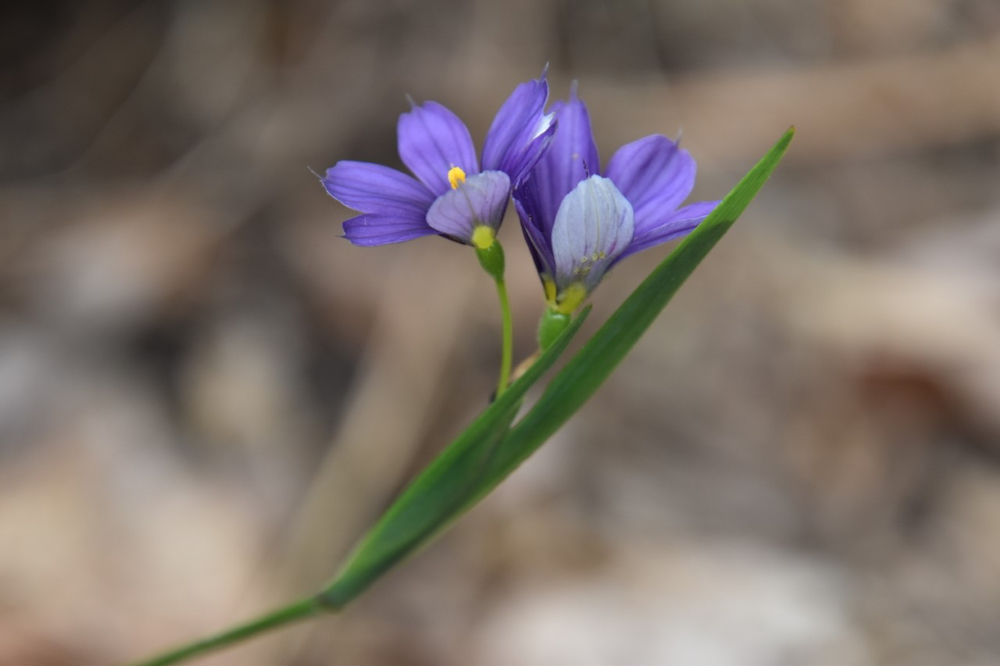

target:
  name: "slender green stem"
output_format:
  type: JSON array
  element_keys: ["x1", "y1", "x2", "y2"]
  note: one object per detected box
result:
[
  {"x1": 129, "y1": 595, "x2": 332, "y2": 666},
  {"x1": 494, "y1": 277, "x2": 513, "y2": 397},
  {"x1": 473, "y1": 236, "x2": 512, "y2": 396}
]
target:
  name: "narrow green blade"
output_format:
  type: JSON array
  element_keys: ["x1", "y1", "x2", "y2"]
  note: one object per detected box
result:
[
  {"x1": 320, "y1": 305, "x2": 592, "y2": 606},
  {"x1": 466, "y1": 127, "x2": 795, "y2": 506}
]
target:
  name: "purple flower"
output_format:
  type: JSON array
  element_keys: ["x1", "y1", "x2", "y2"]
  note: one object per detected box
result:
[
  {"x1": 514, "y1": 88, "x2": 719, "y2": 313},
  {"x1": 323, "y1": 72, "x2": 556, "y2": 249}
]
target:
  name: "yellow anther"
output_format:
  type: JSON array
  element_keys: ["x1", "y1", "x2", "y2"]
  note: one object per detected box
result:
[
  {"x1": 472, "y1": 225, "x2": 495, "y2": 250},
  {"x1": 554, "y1": 282, "x2": 588, "y2": 315},
  {"x1": 447, "y1": 166, "x2": 466, "y2": 189}
]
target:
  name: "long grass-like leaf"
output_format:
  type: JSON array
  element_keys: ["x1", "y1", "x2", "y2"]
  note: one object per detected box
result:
[{"x1": 319, "y1": 305, "x2": 592, "y2": 606}]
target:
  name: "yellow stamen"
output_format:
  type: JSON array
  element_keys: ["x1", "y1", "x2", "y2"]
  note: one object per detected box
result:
[
  {"x1": 447, "y1": 166, "x2": 466, "y2": 189},
  {"x1": 543, "y1": 277, "x2": 557, "y2": 305},
  {"x1": 472, "y1": 225, "x2": 495, "y2": 250},
  {"x1": 554, "y1": 282, "x2": 588, "y2": 315}
]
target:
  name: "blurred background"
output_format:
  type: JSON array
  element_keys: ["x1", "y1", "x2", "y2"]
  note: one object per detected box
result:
[{"x1": 2, "y1": 0, "x2": 1000, "y2": 664}]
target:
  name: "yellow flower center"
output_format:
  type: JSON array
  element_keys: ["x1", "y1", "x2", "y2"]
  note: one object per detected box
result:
[
  {"x1": 472, "y1": 225, "x2": 495, "y2": 250},
  {"x1": 447, "y1": 166, "x2": 466, "y2": 189},
  {"x1": 553, "y1": 282, "x2": 588, "y2": 315}
]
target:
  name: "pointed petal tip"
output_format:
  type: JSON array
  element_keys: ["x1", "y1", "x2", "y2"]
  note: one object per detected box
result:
[
  {"x1": 323, "y1": 161, "x2": 435, "y2": 216},
  {"x1": 341, "y1": 212, "x2": 436, "y2": 246},
  {"x1": 480, "y1": 72, "x2": 555, "y2": 180}
]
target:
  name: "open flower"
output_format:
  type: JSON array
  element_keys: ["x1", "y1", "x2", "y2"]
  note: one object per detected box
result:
[
  {"x1": 323, "y1": 72, "x2": 555, "y2": 249},
  {"x1": 514, "y1": 88, "x2": 719, "y2": 313}
]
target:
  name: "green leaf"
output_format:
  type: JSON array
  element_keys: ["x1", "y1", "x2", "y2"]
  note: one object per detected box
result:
[
  {"x1": 319, "y1": 305, "x2": 592, "y2": 607},
  {"x1": 464, "y1": 127, "x2": 795, "y2": 508}
]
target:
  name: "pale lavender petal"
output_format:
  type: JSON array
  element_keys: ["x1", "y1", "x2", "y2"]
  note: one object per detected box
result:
[
  {"x1": 604, "y1": 135, "x2": 696, "y2": 227},
  {"x1": 481, "y1": 72, "x2": 556, "y2": 185},
  {"x1": 619, "y1": 199, "x2": 718, "y2": 260},
  {"x1": 323, "y1": 161, "x2": 435, "y2": 217},
  {"x1": 523, "y1": 92, "x2": 600, "y2": 239},
  {"x1": 551, "y1": 176, "x2": 634, "y2": 293},
  {"x1": 425, "y1": 170, "x2": 511, "y2": 243},
  {"x1": 342, "y1": 213, "x2": 435, "y2": 246}
]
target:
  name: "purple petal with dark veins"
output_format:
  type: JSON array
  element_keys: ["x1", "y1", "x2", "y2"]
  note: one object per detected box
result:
[
  {"x1": 514, "y1": 189, "x2": 556, "y2": 279},
  {"x1": 323, "y1": 161, "x2": 435, "y2": 217},
  {"x1": 425, "y1": 170, "x2": 511, "y2": 243},
  {"x1": 551, "y1": 176, "x2": 634, "y2": 293},
  {"x1": 618, "y1": 199, "x2": 718, "y2": 260},
  {"x1": 481, "y1": 72, "x2": 556, "y2": 185},
  {"x1": 397, "y1": 101, "x2": 479, "y2": 197},
  {"x1": 604, "y1": 135, "x2": 696, "y2": 228},
  {"x1": 342, "y1": 213, "x2": 436, "y2": 246},
  {"x1": 521, "y1": 92, "x2": 600, "y2": 240}
]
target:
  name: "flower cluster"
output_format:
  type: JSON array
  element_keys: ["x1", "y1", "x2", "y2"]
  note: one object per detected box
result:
[{"x1": 322, "y1": 72, "x2": 718, "y2": 312}]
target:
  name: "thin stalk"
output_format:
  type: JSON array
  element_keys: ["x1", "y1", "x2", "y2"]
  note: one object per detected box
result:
[
  {"x1": 129, "y1": 595, "x2": 332, "y2": 666},
  {"x1": 494, "y1": 277, "x2": 513, "y2": 397}
]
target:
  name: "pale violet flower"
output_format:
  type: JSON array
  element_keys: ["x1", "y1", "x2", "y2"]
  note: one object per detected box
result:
[{"x1": 514, "y1": 87, "x2": 718, "y2": 312}]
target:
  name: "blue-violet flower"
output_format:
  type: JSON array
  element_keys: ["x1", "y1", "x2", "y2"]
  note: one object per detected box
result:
[
  {"x1": 323, "y1": 72, "x2": 556, "y2": 250},
  {"x1": 514, "y1": 87, "x2": 719, "y2": 313}
]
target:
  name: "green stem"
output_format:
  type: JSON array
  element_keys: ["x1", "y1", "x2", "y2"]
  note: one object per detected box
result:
[
  {"x1": 494, "y1": 277, "x2": 513, "y2": 397},
  {"x1": 473, "y1": 236, "x2": 512, "y2": 397},
  {"x1": 129, "y1": 595, "x2": 332, "y2": 666}
]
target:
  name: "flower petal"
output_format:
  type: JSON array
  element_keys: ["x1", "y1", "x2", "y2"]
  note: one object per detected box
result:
[
  {"x1": 618, "y1": 199, "x2": 718, "y2": 260},
  {"x1": 481, "y1": 71, "x2": 556, "y2": 185},
  {"x1": 604, "y1": 135, "x2": 696, "y2": 227},
  {"x1": 551, "y1": 176, "x2": 634, "y2": 293},
  {"x1": 425, "y1": 170, "x2": 512, "y2": 243},
  {"x1": 520, "y1": 91, "x2": 600, "y2": 240},
  {"x1": 323, "y1": 161, "x2": 435, "y2": 217},
  {"x1": 397, "y1": 101, "x2": 479, "y2": 197},
  {"x1": 342, "y1": 213, "x2": 436, "y2": 246},
  {"x1": 514, "y1": 184, "x2": 556, "y2": 279}
]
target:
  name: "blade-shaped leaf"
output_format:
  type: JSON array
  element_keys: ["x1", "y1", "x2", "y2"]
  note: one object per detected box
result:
[{"x1": 319, "y1": 305, "x2": 592, "y2": 606}]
